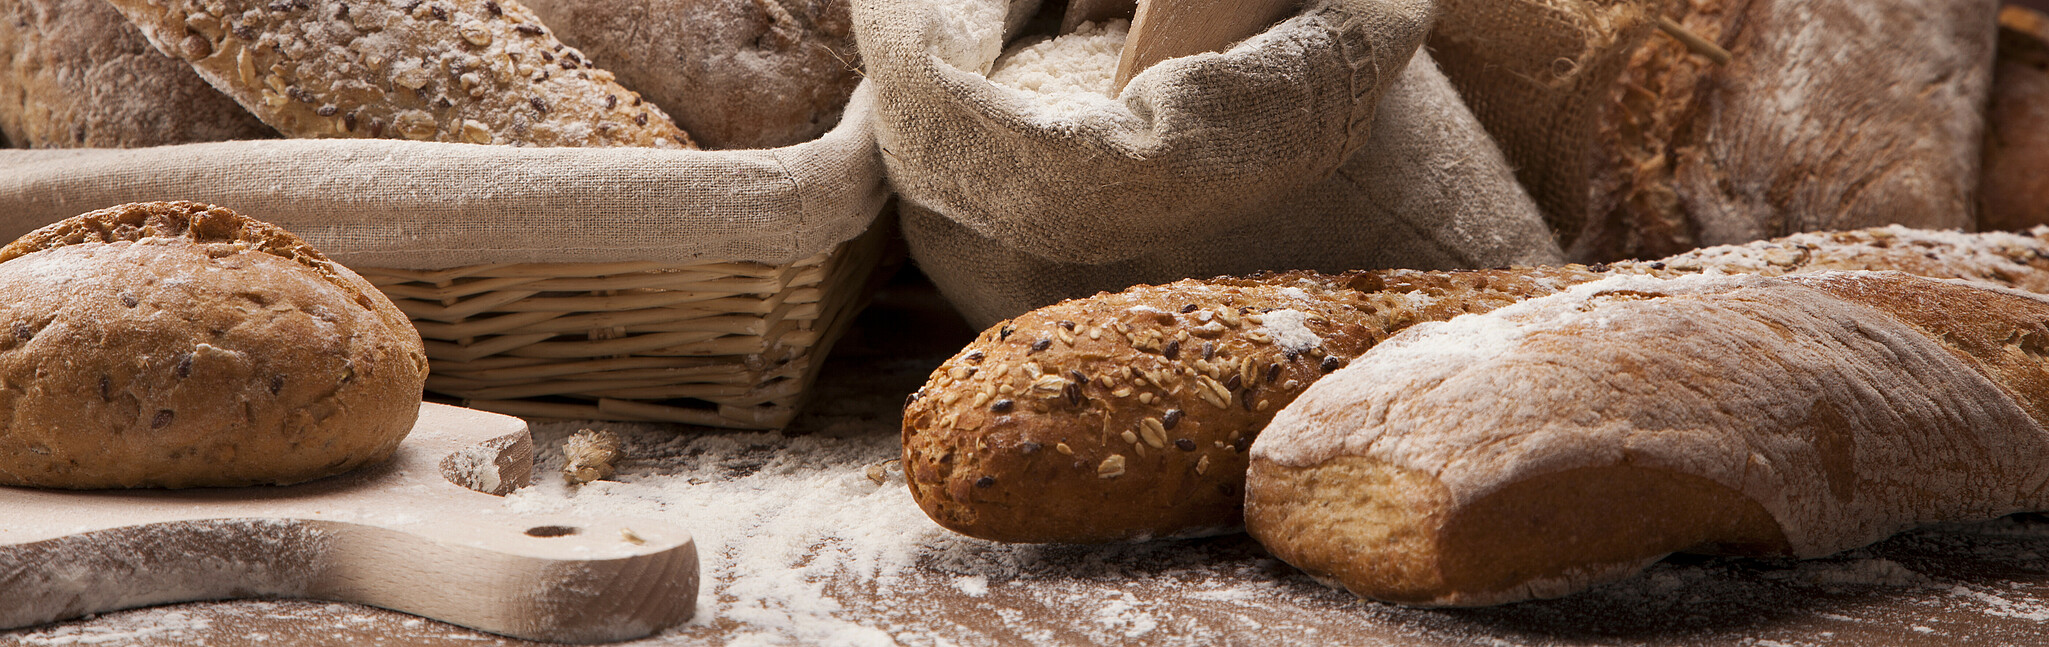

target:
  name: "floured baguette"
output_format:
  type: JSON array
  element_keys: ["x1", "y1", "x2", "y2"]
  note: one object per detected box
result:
[
  {"x1": 1245, "y1": 271, "x2": 2049, "y2": 605},
  {"x1": 103, "y1": 0, "x2": 693, "y2": 147},
  {"x1": 902, "y1": 227, "x2": 2049, "y2": 543}
]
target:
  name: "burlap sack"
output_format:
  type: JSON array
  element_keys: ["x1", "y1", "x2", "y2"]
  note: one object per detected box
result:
[
  {"x1": 856, "y1": 0, "x2": 1561, "y2": 326},
  {"x1": 0, "y1": 83, "x2": 887, "y2": 269}
]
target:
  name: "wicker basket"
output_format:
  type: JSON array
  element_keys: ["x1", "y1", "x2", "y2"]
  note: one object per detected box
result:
[
  {"x1": 358, "y1": 224, "x2": 889, "y2": 429},
  {"x1": 0, "y1": 84, "x2": 892, "y2": 431}
]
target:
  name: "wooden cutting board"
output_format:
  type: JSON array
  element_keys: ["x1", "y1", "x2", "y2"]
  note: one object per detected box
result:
[{"x1": 0, "y1": 403, "x2": 697, "y2": 644}]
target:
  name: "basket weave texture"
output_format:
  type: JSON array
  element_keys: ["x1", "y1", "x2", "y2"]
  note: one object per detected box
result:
[{"x1": 0, "y1": 84, "x2": 891, "y2": 429}]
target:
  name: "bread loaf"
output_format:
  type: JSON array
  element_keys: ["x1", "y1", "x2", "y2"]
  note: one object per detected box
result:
[
  {"x1": 0, "y1": 202, "x2": 428, "y2": 488},
  {"x1": 1245, "y1": 271, "x2": 2049, "y2": 605},
  {"x1": 1982, "y1": 5, "x2": 2049, "y2": 232},
  {"x1": 903, "y1": 226, "x2": 2049, "y2": 543},
  {"x1": 1433, "y1": 0, "x2": 1997, "y2": 261},
  {"x1": 0, "y1": 0, "x2": 273, "y2": 147},
  {"x1": 520, "y1": 0, "x2": 859, "y2": 149},
  {"x1": 102, "y1": 0, "x2": 693, "y2": 147}
]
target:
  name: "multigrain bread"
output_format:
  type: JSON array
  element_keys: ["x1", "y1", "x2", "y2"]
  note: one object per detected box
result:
[
  {"x1": 902, "y1": 226, "x2": 2049, "y2": 543},
  {"x1": 0, "y1": 0, "x2": 273, "y2": 147},
  {"x1": 1982, "y1": 6, "x2": 2049, "y2": 232},
  {"x1": 1245, "y1": 271, "x2": 2049, "y2": 605},
  {"x1": 0, "y1": 202, "x2": 428, "y2": 488},
  {"x1": 102, "y1": 0, "x2": 693, "y2": 147},
  {"x1": 521, "y1": 0, "x2": 859, "y2": 149}
]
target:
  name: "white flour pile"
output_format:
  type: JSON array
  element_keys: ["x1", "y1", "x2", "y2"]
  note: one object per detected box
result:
[{"x1": 986, "y1": 20, "x2": 1129, "y2": 117}]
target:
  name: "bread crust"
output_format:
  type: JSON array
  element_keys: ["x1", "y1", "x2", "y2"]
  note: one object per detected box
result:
[
  {"x1": 0, "y1": 201, "x2": 428, "y2": 488},
  {"x1": 904, "y1": 227, "x2": 2049, "y2": 543},
  {"x1": 1247, "y1": 272, "x2": 2049, "y2": 605},
  {"x1": 1578, "y1": 0, "x2": 1994, "y2": 261},
  {"x1": 101, "y1": 0, "x2": 693, "y2": 147},
  {"x1": 521, "y1": 0, "x2": 859, "y2": 149},
  {"x1": 0, "y1": 0, "x2": 274, "y2": 147},
  {"x1": 1981, "y1": 6, "x2": 2049, "y2": 232}
]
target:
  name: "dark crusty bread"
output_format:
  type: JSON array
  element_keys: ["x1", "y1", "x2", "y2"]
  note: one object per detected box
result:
[
  {"x1": 1982, "y1": 6, "x2": 2049, "y2": 232},
  {"x1": 0, "y1": 0, "x2": 273, "y2": 147},
  {"x1": 103, "y1": 0, "x2": 693, "y2": 147},
  {"x1": 1246, "y1": 271, "x2": 2049, "y2": 605},
  {"x1": 0, "y1": 201, "x2": 428, "y2": 488},
  {"x1": 902, "y1": 227, "x2": 2049, "y2": 543},
  {"x1": 1575, "y1": 0, "x2": 1995, "y2": 261},
  {"x1": 521, "y1": 0, "x2": 859, "y2": 150}
]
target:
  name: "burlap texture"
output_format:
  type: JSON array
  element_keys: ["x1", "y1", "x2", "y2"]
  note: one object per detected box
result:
[
  {"x1": 1428, "y1": 0, "x2": 1667, "y2": 249},
  {"x1": 858, "y1": 0, "x2": 1561, "y2": 325},
  {"x1": 0, "y1": 82, "x2": 888, "y2": 269},
  {"x1": 905, "y1": 52, "x2": 1563, "y2": 327}
]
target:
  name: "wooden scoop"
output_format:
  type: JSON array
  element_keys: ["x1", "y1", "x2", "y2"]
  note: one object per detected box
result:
[
  {"x1": 0, "y1": 403, "x2": 697, "y2": 644},
  {"x1": 1113, "y1": 0, "x2": 1301, "y2": 91}
]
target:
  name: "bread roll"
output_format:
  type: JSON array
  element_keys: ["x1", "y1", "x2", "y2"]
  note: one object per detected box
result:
[
  {"x1": 903, "y1": 227, "x2": 2049, "y2": 543},
  {"x1": 520, "y1": 0, "x2": 859, "y2": 149},
  {"x1": 1982, "y1": 6, "x2": 2049, "y2": 232},
  {"x1": 0, "y1": 0, "x2": 273, "y2": 147},
  {"x1": 102, "y1": 0, "x2": 693, "y2": 147},
  {"x1": 1246, "y1": 271, "x2": 2049, "y2": 605},
  {"x1": 0, "y1": 201, "x2": 428, "y2": 488}
]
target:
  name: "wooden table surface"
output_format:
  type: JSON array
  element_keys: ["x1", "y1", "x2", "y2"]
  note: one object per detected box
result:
[{"x1": 7, "y1": 270, "x2": 2049, "y2": 646}]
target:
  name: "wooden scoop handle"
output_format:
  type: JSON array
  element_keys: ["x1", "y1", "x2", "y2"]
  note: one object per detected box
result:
[{"x1": 1114, "y1": 0, "x2": 1301, "y2": 91}]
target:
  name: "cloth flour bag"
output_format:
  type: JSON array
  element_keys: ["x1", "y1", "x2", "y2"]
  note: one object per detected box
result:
[{"x1": 852, "y1": 0, "x2": 1562, "y2": 327}]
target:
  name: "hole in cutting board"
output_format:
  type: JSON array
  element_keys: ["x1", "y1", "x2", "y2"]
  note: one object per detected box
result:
[{"x1": 525, "y1": 525, "x2": 580, "y2": 538}]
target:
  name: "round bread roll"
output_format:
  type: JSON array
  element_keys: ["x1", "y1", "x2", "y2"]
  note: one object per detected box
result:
[
  {"x1": 0, "y1": 202, "x2": 428, "y2": 489},
  {"x1": 0, "y1": 0, "x2": 274, "y2": 147}
]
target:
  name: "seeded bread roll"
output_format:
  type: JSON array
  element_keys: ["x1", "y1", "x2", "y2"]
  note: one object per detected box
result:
[
  {"x1": 1983, "y1": 6, "x2": 2049, "y2": 232},
  {"x1": 0, "y1": 201, "x2": 428, "y2": 488},
  {"x1": 1247, "y1": 272, "x2": 2049, "y2": 605},
  {"x1": 0, "y1": 0, "x2": 273, "y2": 147},
  {"x1": 903, "y1": 226, "x2": 2049, "y2": 543},
  {"x1": 521, "y1": 0, "x2": 859, "y2": 149},
  {"x1": 103, "y1": 0, "x2": 693, "y2": 147}
]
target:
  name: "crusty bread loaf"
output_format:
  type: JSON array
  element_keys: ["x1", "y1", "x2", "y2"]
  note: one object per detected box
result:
[
  {"x1": 1577, "y1": 0, "x2": 1997, "y2": 261},
  {"x1": 1246, "y1": 271, "x2": 2049, "y2": 605},
  {"x1": 0, "y1": 0, "x2": 273, "y2": 147},
  {"x1": 520, "y1": 0, "x2": 859, "y2": 149},
  {"x1": 903, "y1": 226, "x2": 2049, "y2": 543},
  {"x1": 1982, "y1": 6, "x2": 2049, "y2": 232},
  {"x1": 102, "y1": 0, "x2": 693, "y2": 147},
  {"x1": 1434, "y1": 0, "x2": 1996, "y2": 262},
  {"x1": 0, "y1": 202, "x2": 428, "y2": 488}
]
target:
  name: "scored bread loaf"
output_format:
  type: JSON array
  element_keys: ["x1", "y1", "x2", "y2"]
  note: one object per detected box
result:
[
  {"x1": 0, "y1": 0, "x2": 273, "y2": 147},
  {"x1": 1245, "y1": 271, "x2": 2049, "y2": 605},
  {"x1": 521, "y1": 0, "x2": 860, "y2": 149},
  {"x1": 1982, "y1": 6, "x2": 2049, "y2": 232},
  {"x1": 103, "y1": 0, "x2": 693, "y2": 147},
  {"x1": 902, "y1": 226, "x2": 2049, "y2": 543}
]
